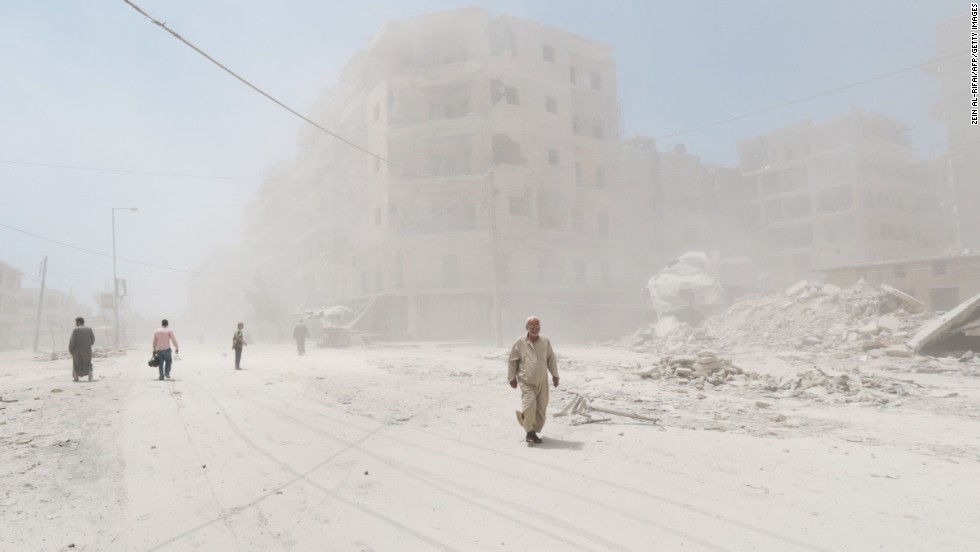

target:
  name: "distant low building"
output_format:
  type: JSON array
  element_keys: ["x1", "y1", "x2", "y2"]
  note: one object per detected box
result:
[
  {"x1": 0, "y1": 260, "x2": 24, "y2": 350},
  {"x1": 0, "y1": 259, "x2": 92, "y2": 351},
  {"x1": 816, "y1": 252, "x2": 980, "y2": 312},
  {"x1": 18, "y1": 288, "x2": 92, "y2": 351}
]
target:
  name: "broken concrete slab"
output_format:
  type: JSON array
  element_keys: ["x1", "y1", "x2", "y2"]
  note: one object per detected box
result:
[
  {"x1": 907, "y1": 292, "x2": 980, "y2": 352},
  {"x1": 880, "y1": 284, "x2": 926, "y2": 314},
  {"x1": 821, "y1": 283, "x2": 841, "y2": 295},
  {"x1": 786, "y1": 280, "x2": 809, "y2": 296},
  {"x1": 884, "y1": 346, "x2": 914, "y2": 358},
  {"x1": 877, "y1": 315, "x2": 901, "y2": 333},
  {"x1": 858, "y1": 321, "x2": 879, "y2": 335}
]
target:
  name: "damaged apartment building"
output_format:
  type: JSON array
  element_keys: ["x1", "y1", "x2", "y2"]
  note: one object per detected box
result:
[
  {"x1": 619, "y1": 138, "x2": 752, "y2": 271},
  {"x1": 736, "y1": 109, "x2": 955, "y2": 289},
  {"x1": 929, "y1": 11, "x2": 980, "y2": 251},
  {"x1": 235, "y1": 8, "x2": 644, "y2": 341}
]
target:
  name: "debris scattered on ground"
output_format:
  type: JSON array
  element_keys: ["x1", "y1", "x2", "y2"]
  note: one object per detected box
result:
[
  {"x1": 555, "y1": 393, "x2": 659, "y2": 425},
  {"x1": 35, "y1": 346, "x2": 125, "y2": 362}
]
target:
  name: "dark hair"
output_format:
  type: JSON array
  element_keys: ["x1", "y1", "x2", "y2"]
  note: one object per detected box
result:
[
  {"x1": 75, "y1": 317, "x2": 84, "y2": 325},
  {"x1": 161, "y1": 319, "x2": 169, "y2": 327}
]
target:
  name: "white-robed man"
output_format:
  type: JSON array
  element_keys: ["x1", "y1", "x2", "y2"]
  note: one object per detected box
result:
[{"x1": 508, "y1": 316, "x2": 559, "y2": 444}]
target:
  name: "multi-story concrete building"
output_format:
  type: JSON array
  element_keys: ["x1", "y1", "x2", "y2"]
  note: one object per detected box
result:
[
  {"x1": 619, "y1": 139, "x2": 754, "y2": 272},
  {"x1": 239, "y1": 8, "x2": 641, "y2": 342},
  {"x1": 737, "y1": 110, "x2": 949, "y2": 287},
  {"x1": 928, "y1": 11, "x2": 980, "y2": 249}
]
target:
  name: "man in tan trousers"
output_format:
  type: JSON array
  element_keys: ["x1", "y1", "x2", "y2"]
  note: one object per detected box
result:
[{"x1": 508, "y1": 316, "x2": 559, "y2": 444}]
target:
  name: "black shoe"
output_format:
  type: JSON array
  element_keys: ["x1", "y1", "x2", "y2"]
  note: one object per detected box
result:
[
  {"x1": 526, "y1": 432, "x2": 542, "y2": 444},
  {"x1": 158, "y1": 376, "x2": 164, "y2": 380}
]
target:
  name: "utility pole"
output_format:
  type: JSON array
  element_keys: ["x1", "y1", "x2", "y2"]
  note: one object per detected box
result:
[
  {"x1": 487, "y1": 167, "x2": 502, "y2": 347},
  {"x1": 111, "y1": 207, "x2": 138, "y2": 351},
  {"x1": 32, "y1": 256, "x2": 48, "y2": 352},
  {"x1": 112, "y1": 209, "x2": 119, "y2": 351}
]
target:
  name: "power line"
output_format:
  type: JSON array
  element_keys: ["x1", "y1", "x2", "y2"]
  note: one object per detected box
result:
[
  {"x1": 655, "y1": 51, "x2": 970, "y2": 142},
  {"x1": 122, "y1": 0, "x2": 455, "y2": 182},
  {"x1": 0, "y1": 159, "x2": 275, "y2": 183},
  {"x1": 14, "y1": 17, "x2": 960, "y2": 190},
  {"x1": 0, "y1": 221, "x2": 232, "y2": 277}
]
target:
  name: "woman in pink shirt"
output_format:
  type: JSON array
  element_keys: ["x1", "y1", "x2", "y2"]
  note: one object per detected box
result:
[{"x1": 152, "y1": 319, "x2": 180, "y2": 380}]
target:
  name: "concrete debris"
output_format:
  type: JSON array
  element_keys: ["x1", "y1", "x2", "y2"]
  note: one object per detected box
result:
[
  {"x1": 786, "y1": 280, "x2": 809, "y2": 296},
  {"x1": 634, "y1": 355, "x2": 931, "y2": 406},
  {"x1": 625, "y1": 280, "x2": 962, "y2": 358},
  {"x1": 637, "y1": 351, "x2": 746, "y2": 390},
  {"x1": 34, "y1": 346, "x2": 117, "y2": 362},
  {"x1": 645, "y1": 251, "x2": 727, "y2": 324},
  {"x1": 880, "y1": 284, "x2": 926, "y2": 314},
  {"x1": 555, "y1": 393, "x2": 660, "y2": 425},
  {"x1": 907, "y1": 292, "x2": 980, "y2": 353}
]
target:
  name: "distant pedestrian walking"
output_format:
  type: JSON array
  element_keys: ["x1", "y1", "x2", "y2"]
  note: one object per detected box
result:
[
  {"x1": 68, "y1": 317, "x2": 95, "y2": 382},
  {"x1": 232, "y1": 322, "x2": 247, "y2": 369},
  {"x1": 152, "y1": 319, "x2": 179, "y2": 380},
  {"x1": 508, "y1": 316, "x2": 559, "y2": 444},
  {"x1": 293, "y1": 320, "x2": 310, "y2": 355}
]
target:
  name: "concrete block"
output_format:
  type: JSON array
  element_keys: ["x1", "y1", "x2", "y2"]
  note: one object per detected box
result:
[
  {"x1": 877, "y1": 315, "x2": 901, "y2": 332},
  {"x1": 785, "y1": 280, "x2": 809, "y2": 296},
  {"x1": 821, "y1": 283, "x2": 841, "y2": 295}
]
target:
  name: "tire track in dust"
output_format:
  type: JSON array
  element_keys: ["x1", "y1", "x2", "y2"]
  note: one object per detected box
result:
[
  {"x1": 143, "y1": 382, "x2": 249, "y2": 552},
  {"x1": 267, "y1": 386, "x2": 835, "y2": 552},
  {"x1": 224, "y1": 390, "x2": 620, "y2": 551},
  {"x1": 252, "y1": 393, "x2": 709, "y2": 552},
  {"x1": 149, "y1": 385, "x2": 458, "y2": 552}
]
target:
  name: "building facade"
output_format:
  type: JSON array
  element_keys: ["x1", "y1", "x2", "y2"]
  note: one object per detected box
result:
[
  {"x1": 619, "y1": 139, "x2": 754, "y2": 273},
  {"x1": 237, "y1": 9, "x2": 643, "y2": 342},
  {"x1": 929, "y1": 12, "x2": 980, "y2": 249},
  {"x1": 736, "y1": 110, "x2": 951, "y2": 288},
  {"x1": 820, "y1": 253, "x2": 980, "y2": 312},
  {"x1": 0, "y1": 259, "x2": 92, "y2": 351}
]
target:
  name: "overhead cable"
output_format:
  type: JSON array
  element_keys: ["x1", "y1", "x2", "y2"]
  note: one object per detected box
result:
[
  {"x1": 654, "y1": 50, "x2": 969, "y2": 142},
  {"x1": 122, "y1": 0, "x2": 469, "y2": 182},
  {"x1": 0, "y1": 221, "x2": 231, "y2": 277}
]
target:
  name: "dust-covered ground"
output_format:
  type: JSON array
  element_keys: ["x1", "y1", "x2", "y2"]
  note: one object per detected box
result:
[{"x1": 1, "y1": 340, "x2": 979, "y2": 551}]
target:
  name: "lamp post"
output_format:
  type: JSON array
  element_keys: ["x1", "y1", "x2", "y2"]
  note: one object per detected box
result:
[{"x1": 112, "y1": 207, "x2": 138, "y2": 350}]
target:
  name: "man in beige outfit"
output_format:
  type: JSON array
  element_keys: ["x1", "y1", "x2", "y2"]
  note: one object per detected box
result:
[{"x1": 508, "y1": 316, "x2": 559, "y2": 444}]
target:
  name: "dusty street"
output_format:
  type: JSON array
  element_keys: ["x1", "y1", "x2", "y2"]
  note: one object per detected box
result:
[{"x1": 2, "y1": 341, "x2": 979, "y2": 551}]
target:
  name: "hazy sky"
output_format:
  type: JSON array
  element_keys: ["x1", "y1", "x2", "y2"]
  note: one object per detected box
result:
[{"x1": 0, "y1": 0, "x2": 967, "y2": 318}]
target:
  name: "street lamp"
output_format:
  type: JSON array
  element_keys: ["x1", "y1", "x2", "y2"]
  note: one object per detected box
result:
[{"x1": 112, "y1": 207, "x2": 138, "y2": 350}]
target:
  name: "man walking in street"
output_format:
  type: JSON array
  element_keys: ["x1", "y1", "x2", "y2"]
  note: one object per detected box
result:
[
  {"x1": 293, "y1": 320, "x2": 310, "y2": 355},
  {"x1": 68, "y1": 317, "x2": 95, "y2": 382},
  {"x1": 508, "y1": 316, "x2": 559, "y2": 444},
  {"x1": 232, "y1": 322, "x2": 247, "y2": 369},
  {"x1": 152, "y1": 319, "x2": 179, "y2": 380}
]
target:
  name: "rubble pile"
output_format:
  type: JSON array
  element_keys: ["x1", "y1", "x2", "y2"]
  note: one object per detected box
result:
[
  {"x1": 638, "y1": 350, "x2": 745, "y2": 390},
  {"x1": 638, "y1": 355, "x2": 925, "y2": 405},
  {"x1": 627, "y1": 280, "x2": 931, "y2": 357},
  {"x1": 756, "y1": 367, "x2": 922, "y2": 405}
]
